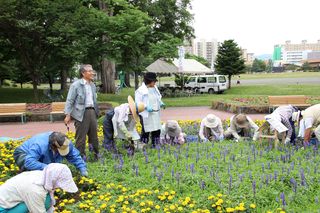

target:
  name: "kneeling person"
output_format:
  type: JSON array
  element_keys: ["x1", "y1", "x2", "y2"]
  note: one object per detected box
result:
[
  {"x1": 160, "y1": 120, "x2": 185, "y2": 145},
  {"x1": 199, "y1": 114, "x2": 224, "y2": 142},
  {"x1": 224, "y1": 114, "x2": 259, "y2": 142},
  {"x1": 103, "y1": 96, "x2": 144, "y2": 152},
  {"x1": 13, "y1": 132, "x2": 87, "y2": 176}
]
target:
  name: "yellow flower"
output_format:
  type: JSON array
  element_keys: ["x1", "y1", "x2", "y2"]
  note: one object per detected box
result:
[
  {"x1": 155, "y1": 205, "x2": 161, "y2": 210},
  {"x1": 169, "y1": 205, "x2": 175, "y2": 210},
  {"x1": 280, "y1": 211, "x2": 286, "y2": 213},
  {"x1": 226, "y1": 207, "x2": 235, "y2": 212},
  {"x1": 168, "y1": 195, "x2": 173, "y2": 200},
  {"x1": 250, "y1": 204, "x2": 256, "y2": 209}
]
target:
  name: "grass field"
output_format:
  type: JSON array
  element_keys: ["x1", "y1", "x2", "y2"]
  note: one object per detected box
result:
[{"x1": 1, "y1": 84, "x2": 320, "y2": 106}]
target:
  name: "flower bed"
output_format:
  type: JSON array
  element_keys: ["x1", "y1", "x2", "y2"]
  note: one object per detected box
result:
[{"x1": 1, "y1": 120, "x2": 319, "y2": 213}]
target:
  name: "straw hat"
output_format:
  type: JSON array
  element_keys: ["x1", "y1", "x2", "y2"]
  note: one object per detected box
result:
[
  {"x1": 234, "y1": 114, "x2": 250, "y2": 128},
  {"x1": 292, "y1": 111, "x2": 301, "y2": 122},
  {"x1": 204, "y1": 114, "x2": 220, "y2": 128},
  {"x1": 128, "y1": 95, "x2": 144, "y2": 122},
  {"x1": 165, "y1": 120, "x2": 181, "y2": 137},
  {"x1": 54, "y1": 138, "x2": 70, "y2": 156}
]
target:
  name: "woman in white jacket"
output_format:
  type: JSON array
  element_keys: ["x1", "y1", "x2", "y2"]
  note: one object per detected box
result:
[{"x1": 135, "y1": 72, "x2": 165, "y2": 147}]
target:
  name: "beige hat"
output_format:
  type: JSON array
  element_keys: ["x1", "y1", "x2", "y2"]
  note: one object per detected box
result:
[
  {"x1": 165, "y1": 120, "x2": 181, "y2": 137},
  {"x1": 204, "y1": 114, "x2": 220, "y2": 128},
  {"x1": 128, "y1": 95, "x2": 144, "y2": 122},
  {"x1": 54, "y1": 138, "x2": 70, "y2": 156},
  {"x1": 234, "y1": 114, "x2": 250, "y2": 128},
  {"x1": 292, "y1": 111, "x2": 301, "y2": 122}
]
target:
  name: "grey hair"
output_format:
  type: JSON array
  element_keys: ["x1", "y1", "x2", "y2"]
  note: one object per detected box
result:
[
  {"x1": 49, "y1": 132, "x2": 67, "y2": 147},
  {"x1": 79, "y1": 64, "x2": 92, "y2": 78}
]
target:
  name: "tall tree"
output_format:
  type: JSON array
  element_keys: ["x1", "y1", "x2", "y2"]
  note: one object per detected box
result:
[
  {"x1": 215, "y1": 40, "x2": 245, "y2": 89},
  {"x1": 251, "y1": 59, "x2": 266, "y2": 72}
]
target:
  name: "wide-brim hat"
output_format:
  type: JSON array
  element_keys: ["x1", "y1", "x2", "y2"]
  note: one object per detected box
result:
[
  {"x1": 55, "y1": 138, "x2": 70, "y2": 156},
  {"x1": 128, "y1": 95, "x2": 144, "y2": 122},
  {"x1": 292, "y1": 111, "x2": 301, "y2": 122},
  {"x1": 234, "y1": 114, "x2": 250, "y2": 128},
  {"x1": 144, "y1": 72, "x2": 158, "y2": 82},
  {"x1": 165, "y1": 120, "x2": 181, "y2": 137},
  {"x1": 204, "y1": 114, "x2": 219, "y2": 128}
]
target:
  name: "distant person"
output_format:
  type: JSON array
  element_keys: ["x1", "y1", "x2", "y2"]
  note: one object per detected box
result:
[
  {"x1": 199, "y1": 114, "x2": 224, "y2": 142},
  {"x1": 224, "y1": 114, "x2": 259, "y2": 142},
  {"x1": 64, "y1": 64, "x2": 100, "y2": 161},
  {"x1": 135, "y1": 72, "x2": 165, "y2": 147},
  {"x1": 236, "y1": 75, "x2": 241, "y2": 85},
  {"x1": 0, "y1": 163, "x2": 78, "y2": 213},
  {"x1": 265, "y1": 105, "x2": 299, "y2": 144},
  {"x1": 103, "y1": 96, "x2": 145, "y2": 153},
  {"x1": 297, "y1": 104, "x2": 320, "y2": 146},
  {"x1": 160, "y1": 120, "x2": 185, "y2": 145},
  {"x1": 13, "y1": 132, "x2": 88, "y2": 176}
]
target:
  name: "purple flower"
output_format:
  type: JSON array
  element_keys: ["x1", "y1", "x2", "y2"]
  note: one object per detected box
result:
[
  {"x1": 171, "y1": 168, "x2": 174, "y2": 178},
  {"x1": 252, "y1": 180, "x2": 256, "y2": 197},
  {"x1": 280, "y1": 192, "x2": 286, "y2": 206},
  {"x1": 300, "y1": 169, "x2": 306, "y2": 186},
  {"x1": 135, "y1": 166, "x2": 139, "y2": 176},
  {"x1": 190, "y1": 163, "x2": 195, "y2": 174},
  {"x1": 290, "y1": 178, "x2": 297, "y2": 193},
  {"x1": 200, "y1": 180, "x2": 206, "y2": 190}
]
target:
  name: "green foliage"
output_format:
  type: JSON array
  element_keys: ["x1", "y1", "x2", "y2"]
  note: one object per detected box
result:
[
  {"x1": 174, "y1": 74, "x2": 189, "y2": 88},
  {"x1": 185, "y1": 53, "x2": 210, "y2": 67},
  {"x1": 215, "y1": 40, "x2": 245, "y2": 88},
  {"x1": 251, "y1": 59, "x2": 266, "y2": 72},
  {"x1": 302, "y1": 62, "x2": 312, "y2": 71}
]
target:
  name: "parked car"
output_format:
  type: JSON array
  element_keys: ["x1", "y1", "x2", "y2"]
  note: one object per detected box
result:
[{"x1": 184, "y1": 74, "x2": 228, "y2": 94}]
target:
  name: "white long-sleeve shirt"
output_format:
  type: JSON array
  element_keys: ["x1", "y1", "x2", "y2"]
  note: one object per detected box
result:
[
  {"x1": 0, "y1": 171, "x2": 48, "y2": 213},
  {"x1": 199, "y1": 118, "x2": 224, "y2": 140},
  {"x1": 227, "y1": 115, "x2": 259, "y2": 140}
]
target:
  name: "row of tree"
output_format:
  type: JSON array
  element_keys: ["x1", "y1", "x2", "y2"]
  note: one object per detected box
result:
[{"x1": 0, "y1": 0, "x2": 194, "y2": 100}]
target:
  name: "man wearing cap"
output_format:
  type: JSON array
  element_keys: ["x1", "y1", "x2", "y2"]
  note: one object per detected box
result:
[
  {"x1": 13, "y1": 132, "x2": 88, "y2": 176},
  {"x1": 265, "y1": 105, "x2": 299, "y2": 144},
  {"x1": 297, "y1": 104, "x2": 320, "y2": 146},
  {"x1": 199, "y1": 114, "x2": 224, "y2": 142},
  {"x1": 160, "y1": 120, "x2": 185, "y2": 145},
  {"x1": 224, "y1": 114, "x2": 259, "y2": 142},
  {"x1": 64, "y1": 64, "x2": 99, "y2": 160},
  {"x1": 135, "y1": 72, "x2": 165, "y2": 147},
  {"x1": 103, "y1": 96, "x2": 145, "y2": 153}
]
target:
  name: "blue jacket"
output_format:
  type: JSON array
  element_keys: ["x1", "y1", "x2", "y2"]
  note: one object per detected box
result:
[
  {"x1": 64, "y1": 79, "x2": 99, "y2": 122},
  {"x1": 17, "y1": 132, "x2": 86, "y2": 172}
]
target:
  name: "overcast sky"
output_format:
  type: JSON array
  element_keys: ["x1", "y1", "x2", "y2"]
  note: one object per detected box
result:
[{"x1": 191, "y1": 0, "x2": 320, "y2": 55}]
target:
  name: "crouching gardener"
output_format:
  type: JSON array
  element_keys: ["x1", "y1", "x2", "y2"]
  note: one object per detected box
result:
[
  {"x1": 103, "y1": 96, "x2": 145, "y2": 153},
  {"x1": 160, "y1": 120, "x2": 185, "y2": 145},
  {"x1": 13, "y1": 132, "x2": 88, "y2": 176}
]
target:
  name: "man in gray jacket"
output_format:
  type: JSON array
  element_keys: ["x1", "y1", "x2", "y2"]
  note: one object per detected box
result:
[{"x1": 64, "y1": 64, "x2": 99, "y2": 160}]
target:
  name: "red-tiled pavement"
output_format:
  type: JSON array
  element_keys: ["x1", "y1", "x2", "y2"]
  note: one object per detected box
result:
[{"x1": 0, "y1": 107, "x2": 266, "y2": 138}]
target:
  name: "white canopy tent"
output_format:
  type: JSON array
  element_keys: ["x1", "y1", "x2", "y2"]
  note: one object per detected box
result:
[{"x1": 146, "y1": 58, "x2": 212, "y2": 74}]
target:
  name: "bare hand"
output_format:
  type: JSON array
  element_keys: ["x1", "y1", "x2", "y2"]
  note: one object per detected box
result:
[{"x1": 64, "y1": 115, "x2": 71, "y2": 125}]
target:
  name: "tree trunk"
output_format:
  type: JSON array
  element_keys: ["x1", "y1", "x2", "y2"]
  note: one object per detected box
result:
[
  {"x1": 20, "y1": 83, "x2": 23, "y2": 88},
  {"x1": 228, "y1": 75, "x2": 232, "y2": 89},
  {"x1": 48, "y1": 77, "x2": 53, "y2": 93},
  {"x1": 0, "y1": 79, "x2": 2, "y2": 88},
  {"x1": 125, "y1": 72, "x2": 131, "y2": 87},
  {"x1": 134, "y1": 71, "x2": 139, "y2": 90},
  {"x1": 60, "y1": 69, "x2": 68, "y2": 92},
  {"x1": 31, "y1": 76, "x2": 39, "y2": 102},
  {"x1": 101, "y1": 59, "x2": 116, "y2": 93}
]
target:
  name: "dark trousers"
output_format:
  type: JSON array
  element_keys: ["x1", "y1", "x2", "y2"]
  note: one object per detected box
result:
[
  {"x1": 289, "y1": 118, "x2": 296, "y2": 143},
  {"x1": 74, "y1": 108, "x2": 99, "y2": 157},
  {"x1": 139, "y1": 115, "x2": 160, "y2": 147},
  {"x1": 13, "y1": 148, "x2": 27, "y2": 171},
  {"x1": 102, "y1": 109, "x2": 116, "y2": 150}
]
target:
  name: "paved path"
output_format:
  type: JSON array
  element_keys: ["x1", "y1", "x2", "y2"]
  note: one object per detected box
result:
[{"x1": 0, "y1": 107, "x2": 266, "y2": 138}]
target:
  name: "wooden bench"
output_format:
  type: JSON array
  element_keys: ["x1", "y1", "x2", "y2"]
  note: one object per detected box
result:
[
  {"x1": 0, "y1": 103, "x2": 26, "y2": 124},
  {"x1": 50, "y1": 102, "x2": 65, "y2": 122},
  {"x1": 268, "y1": 95, "x2": 310, "y2": 112}
]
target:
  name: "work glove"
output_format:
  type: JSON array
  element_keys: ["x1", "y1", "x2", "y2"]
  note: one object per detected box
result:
[
  {"x1": 201, "y1": 138, "x2": 208, "y2": 143},
  {"x1": 284, "y1": 137, "x2": 291, "y2": 145},
  {"x1": 146, "y1": 105, "x2": 153, "y2": 112},
  {"x1": 80, "y1": 169, "x2": 88, "y2": 177},
  {"x1": 160, "y1": 101, "x2": 166, "y2": 109}
]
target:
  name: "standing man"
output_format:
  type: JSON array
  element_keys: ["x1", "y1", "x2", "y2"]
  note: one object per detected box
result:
[{"x1": 64, "y1": 64, "x2": 99, "y2": 160}]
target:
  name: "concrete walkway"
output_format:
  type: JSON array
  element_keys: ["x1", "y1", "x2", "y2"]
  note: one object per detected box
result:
[{"x1": 0, "y1": 107, "x2": 266, "y2": 138}]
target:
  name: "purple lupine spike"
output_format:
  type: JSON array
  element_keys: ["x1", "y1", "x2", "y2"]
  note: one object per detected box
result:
[
  {"x1": 190, "y1": 163, "x2": 195, "y2": 174},
  {"x1": 171, "y1": 168, "x2": 174, "y2": 178},
  {"x1": 239, "y1": 174, "x2": 243, "y2": 182},
  {"x1": 268, "y1": 162, "x2": 271, "y2": 170},
  {"x1": 290, "y1": 178, "x2": 297, "y2": 193},
  {"x1": 314, "y1": 165, "x2": 317, "y2": 174},
  {"x1": 261, "y1": 163, "x2": 265, "y2": 173},
  {"x1": 145, "y1": 155, "x2": 149, "y2": 163},
  {"x1": 200, "y1": 180, "x2": 205, "y2": 190},
  {"x1": 210, "y1": 152, "x2": 214, "y2": 160},
  {"x1": 315, "y1": 197, "x2": 319, "y2": 204},
  {"x1": 174, "y1": 151, "x2": 178, "y2": 162},
  {"x1": 210, "y1": 170, "x2": 214, "y2": 178},
  {"x1": 266, "y1": 175, "x2": 269, "y2": 186},
  {"x1": 157, "y1": 149, "x2": 161, "y2": 161},
  {"x1": 228, "y1": 175, "x2": 232, "y2": 192},
  {"x1": 135, "y1": 165, "x2": 139, "y2": 176},
  {"x1": 223, "y1": 152, "x2": 226, "y2": 162},
  {"x1": 290, "y1": 162, "x2": 294, "y2": 170},
  {"x1": 247, "y1": 156, "x2": 251, "y2": 165},
  {"x1": 300, "y1": 169, "x2": 306, "y2": 186},
  {"x1": 249, "y1": 170, "x2": 252, "y2": 180},
  {"x1": 280, "y1": 192, "x2": 286, "y2": 206},
  {"x1": 260, "y1": 150, "x2": 263, "y2": 158},
  {"x1": 252, "y1": 180, "x2": 256, "y2": 197}
]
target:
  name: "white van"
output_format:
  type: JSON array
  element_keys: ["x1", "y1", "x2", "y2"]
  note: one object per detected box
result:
[{"x1": 184, "y1": 75, "x2": 228, "y2": 94}]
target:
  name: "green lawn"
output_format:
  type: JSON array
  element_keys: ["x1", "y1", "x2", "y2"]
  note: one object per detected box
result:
[{"x1": 1, "y1": 85, "x2": 320, "y2": 106}]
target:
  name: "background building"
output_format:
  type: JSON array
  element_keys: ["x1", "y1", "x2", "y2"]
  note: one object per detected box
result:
[{"x1": 193, "y1": 38, "x2": 219, "y2": 67}]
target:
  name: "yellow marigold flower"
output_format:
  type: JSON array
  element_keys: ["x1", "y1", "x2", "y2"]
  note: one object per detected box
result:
[
  {"x1": 250, "y1": 204, "x2": 256, "y2": 209},
  {"x1": 226, "y1": 207, "x2": 235, "y2": 212},
  {"x1": 170, "y1": 190, "x2": 176, "y2": 195},
  {"x1": 110, "y1": 208, "x2": 115, "y2": 213},
  {"x1": 189, "y1": 204, "x2": 195, "y2": 208},
  {"x1": 95, "y1": 210, "x2": 100, "y2": 213},
  {"x1": 238, "y1": 206, "x2": 246, "y2": 211},
  {"x1": 217, "y1": 206, "x2": 222, "y2": 210},
  {"x1": 164, "y1": 191, "x2": 169, "y2": 196},
  {"x1": 140, "y1": 202, "x2": 145, "y2": 207},
  {"x1": 170, "y1": 205, "x2": 175, "y2": 210},
  {"x1": 178, "y1": 206, "x2": 183, "y2": 211},
  {"x1": 155, "y1": 205, "x2": 161, "y2": 210},
  {"x1": 280, "y1": 211, "x2": 286, "y2": 213},
  {"x1": 217, "y1": 193, "x2": 223, "y2": 197},
  {"x1": 100, "y1": 204, "x2": 107, "y2": 209},
  {"x1": 168, "y1": 195, "x2": 173, "y2": 200}
]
